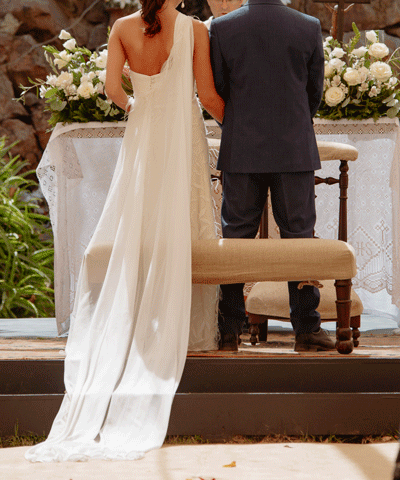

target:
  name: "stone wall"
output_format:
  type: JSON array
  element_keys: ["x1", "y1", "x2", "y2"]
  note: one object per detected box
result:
[{"x1": 0, "y1": 0, "x2": 398, "y2": 168}]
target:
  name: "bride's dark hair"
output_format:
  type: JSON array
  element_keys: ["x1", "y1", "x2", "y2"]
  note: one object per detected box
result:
[{"x1": 141, "y1": 0, "x2": 166, "y2": 37}]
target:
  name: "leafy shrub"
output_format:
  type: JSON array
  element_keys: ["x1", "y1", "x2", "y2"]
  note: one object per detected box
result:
[{"x1": 0, "y1": 138, "x2": 55, "y2": 318}]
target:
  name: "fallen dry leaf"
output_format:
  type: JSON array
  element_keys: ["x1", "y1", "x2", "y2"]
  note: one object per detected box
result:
[{"x1": 223, "y1": 461, "x2": 236, "y2": 468}]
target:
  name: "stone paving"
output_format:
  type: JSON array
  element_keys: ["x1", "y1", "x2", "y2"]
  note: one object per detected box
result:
[{"x1": 0, "y1": 443, "x2": 399, "y2": 480}]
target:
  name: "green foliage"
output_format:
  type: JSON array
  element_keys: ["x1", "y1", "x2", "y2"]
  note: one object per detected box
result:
[
  {"x1": 0, "y1": 138, "x2": 55, "y2": 318},
  {"x1": 347, "y1": 23, "x2": 361, "y2": 54},
  {"x1": 317, "y1": 90, "x2": 399, "y2": 121}
]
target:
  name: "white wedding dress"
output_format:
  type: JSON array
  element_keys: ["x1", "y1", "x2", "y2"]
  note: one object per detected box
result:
[{"x1": 26, "y1": 13, "x2": 218, "y2": 462}]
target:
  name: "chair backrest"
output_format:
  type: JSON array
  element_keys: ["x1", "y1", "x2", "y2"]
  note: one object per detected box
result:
[
  {"x1": 205, "y1": 121, "x2": 358, "y2": 244},
  {"x1": 259, "y1": 141, "x2": 358, "y2": 243}
]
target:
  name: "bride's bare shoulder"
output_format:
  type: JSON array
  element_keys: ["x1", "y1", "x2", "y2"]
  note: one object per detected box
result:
[
  {"x1": 112, "y1": 12, "x2": 143, "y2": 37},
  {"x1": 191, "y1": 17, "x2": 208, "y2": 38}
]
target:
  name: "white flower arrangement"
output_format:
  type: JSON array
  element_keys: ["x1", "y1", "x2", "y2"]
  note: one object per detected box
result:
[
  {"x1": 17, "y1": 30, "x2": 132, "y2": 127},
  {"x1": 317, "y1": 24, "x2": 400, "y2": 121},
  {"x1": 104, "y1": 0, "x2": 139, "y2": 9}
]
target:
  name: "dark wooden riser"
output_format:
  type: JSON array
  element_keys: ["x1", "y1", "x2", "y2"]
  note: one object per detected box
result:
[{"x1": 1, "y1": 358, "x2": 400, "y2": 439}]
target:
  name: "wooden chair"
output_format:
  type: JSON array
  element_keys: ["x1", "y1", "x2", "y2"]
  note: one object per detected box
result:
[
  {"x1": 84, "y1": 137, "x2": 359, "y2": 355},
  {"x1": 245, "y1": 141, "x2": 363, "y2": 347},
  {"x1": 86, "y1": 237, "x2": 358, "y2": 355}
]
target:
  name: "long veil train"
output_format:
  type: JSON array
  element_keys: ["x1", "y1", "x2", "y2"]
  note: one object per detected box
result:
[{"x1": 26, "y1": 13, "x2": 218, "y2": 462}]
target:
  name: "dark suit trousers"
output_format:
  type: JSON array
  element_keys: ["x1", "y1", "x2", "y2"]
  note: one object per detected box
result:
[{"x1": 219, "y1": 171, "x2": 321, "y2": 336}]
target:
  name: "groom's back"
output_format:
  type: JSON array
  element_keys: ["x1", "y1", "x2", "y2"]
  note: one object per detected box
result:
[{"x1": 210, "y1": 0, "x2": 324, "y2": 174}]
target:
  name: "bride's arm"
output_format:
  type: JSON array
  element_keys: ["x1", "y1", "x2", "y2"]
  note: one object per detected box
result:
[
  {"x1": 193, "y1": 19, "x2": 225, "y2": 124},
  {"x1": 105, "y1": 20, "x2": 131, "y2": 112}
]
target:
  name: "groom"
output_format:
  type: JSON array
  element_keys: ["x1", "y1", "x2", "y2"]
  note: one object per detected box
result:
[{"x1": 210, "y1": 0, "x2": 335, "y2": 351}]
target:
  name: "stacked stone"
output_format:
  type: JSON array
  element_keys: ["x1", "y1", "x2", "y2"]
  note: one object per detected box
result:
[{"x1": 0, "y1": 0, "x2": 109, "y2": 168}]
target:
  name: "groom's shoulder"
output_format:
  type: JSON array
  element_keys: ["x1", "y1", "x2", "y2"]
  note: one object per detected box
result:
[
  {"x1": 285, "y1": 7, "x2": 321, "y2": 27},
  {"x1": 210, "y1": 6, "x2": 248, "y2": 29}
]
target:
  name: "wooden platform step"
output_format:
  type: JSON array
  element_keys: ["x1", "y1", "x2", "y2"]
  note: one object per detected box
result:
[{"x1": 1, "y1": 354, "x2": 400, "y2": 439}]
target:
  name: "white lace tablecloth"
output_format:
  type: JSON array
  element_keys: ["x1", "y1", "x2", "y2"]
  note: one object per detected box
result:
[
  {"x1": 38, "y1": 119, "x2": 400, "y2": 334},
  {"x1": 313, "y1": 118, "x2": 400, "y2": 326},
  {"x1": 38, "y1": 122, "x2": 221, "y2": 335}
]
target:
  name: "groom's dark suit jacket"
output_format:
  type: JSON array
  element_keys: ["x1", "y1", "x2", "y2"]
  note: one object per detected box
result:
[{"x1": 209, "y1": 0, "x2": 324, "y2": 173}]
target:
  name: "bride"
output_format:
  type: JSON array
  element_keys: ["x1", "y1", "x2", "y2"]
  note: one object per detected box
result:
[{"x1": 25, "y1": 0, "x2": 224, "y2": 462}]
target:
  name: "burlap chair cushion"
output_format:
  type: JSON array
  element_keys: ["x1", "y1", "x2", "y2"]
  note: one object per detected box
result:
[
  {"x1": 317, "y1": 141, "x2": 358, "y2": 162},
  {"x1": 246, "y1": 279, "x2": 363, "y2": 320},
  {"x1": 191, "y1": 239, "x2": 356, "y2": 284},
  {"x1": 86, "y1": 238, "x2": 356, "y2": 285}
]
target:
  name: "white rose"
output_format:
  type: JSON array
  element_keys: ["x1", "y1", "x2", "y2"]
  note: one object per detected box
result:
[
  {"x1": 95, "y1": 51, "x2": 108, "y2": 69},
  {"x1": 366, "y1": 30, "x2": 378, "y2": 43},
  {"x1": 331, "y1": 75, "x2": 341, "y2": 87},
  {"x1": 59, "y1": 50, "x2": 72, "y2": 62},
  {"x1": 88, "y1": 71, "x2": 96, "y2": 80},
  {"x1": 63, "y1": 38, "x2": 76, "y2": 50},
  {"x1": 77, "y1": 81, "x2": 95, "y2": 99},
  {"x1": 95, "y1": 57, "x2": 107, "y2": 68},
  {"x1": 323, "y1": 36, "x2": 333, "y2": 46},
  {"x1": 39, "y1": 85, "x2": 49, "y2": 98},
  {"x1": 325, "y1": 86, "x2": 346, "y2": 107},
  {"x1": 368, "y1": 42, "x2": 389, "y2": 59},
  {"x1": 46, "y1": 74, "x2": 58, "y2": 86},
  {"x1": 369, "y1": 86, "x2": 378, "y2": 97},
  {"x1": 65, "y1": 84, "x2": 77, "y2": 97},
  {"x1": 331, "y1": 47, "x2": 346, "y2": 58},
  {"x1": 55, "y1": 71, "x2": 73, "y2": 87},
  {"x1": 352, "y1": 46, "x2": 368, "y2": 58},
  {"x1": 324, "y1": 62, "x2": 335, "y2": 77},
  {"x1": 54, "y1": 50, "x2": 72, "y2": 69},
  {"x1": 329, "y1": 58, "x2": 345, "y2": 71},
  {"x1": 358, "y1": 66, "x2": 370, "y2": 83},
  {"x1": 343, "y1": 68, "x2": 361, "y2": 86},
  {"x1": 98, "y1": 70, "x2": 107, "y2": 83},
  {"x1": 54, "y1": 58, "x2": 68, "y2": 68},
  {"x1": 96, "y1": 83, "x2": 105, "y2": 94},
  {"x1": 359, "y1": 82, "x2": 369, "y2": 92},
  {"x1": 59, "y1": 30, "x2": 71, "y2": 40},
  {"x1": 370, "y1": 62, "x2": 392, "y2": 82}
]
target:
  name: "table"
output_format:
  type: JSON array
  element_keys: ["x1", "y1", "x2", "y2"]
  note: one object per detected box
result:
[
  {"x1": 37, "y1": 122, "x2": 221, "y2": 335},
  {"x1": 38, "y1": 123, "x2": 126, "y2": 334},
  {"x1": 313, "y1": 118, "x2": 400, "y2": 327},
  {"x1": 37, "y1": 119, "x2": 400, "y2": 335}
]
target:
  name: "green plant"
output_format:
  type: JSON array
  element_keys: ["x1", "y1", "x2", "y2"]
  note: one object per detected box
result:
[
  {"x1": 0, "y1": 421, "x2": 47, "y2": 448},
  {"x1": 0, "y1": 138, "x2": 55, "y2": 318}
]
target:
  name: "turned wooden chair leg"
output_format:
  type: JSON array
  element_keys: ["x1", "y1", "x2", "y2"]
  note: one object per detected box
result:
[
  {"x1": 335, "y1": 279, "x2": 353, "y2": 354},
  {"x1": 258, "y1": 319, "x2": 268, "y2": 342},
  {"x1": 248, "y1": 313, "x2": 268, "y2": 345},
  {"x1": 350, "y1": 315, "x2": 361, "y2": 348}
]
